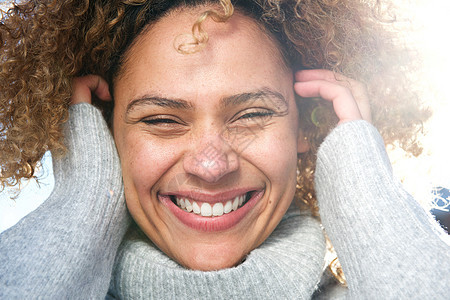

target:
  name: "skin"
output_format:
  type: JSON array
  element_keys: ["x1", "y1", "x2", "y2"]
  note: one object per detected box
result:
[{"x1": 70, "y1": 7, "x2": 369, "y2": 271}]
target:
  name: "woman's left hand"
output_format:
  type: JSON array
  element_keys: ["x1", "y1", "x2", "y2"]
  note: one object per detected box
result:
[{"x1": 294, "y1": 69, "x2": 371, "y2": 124}]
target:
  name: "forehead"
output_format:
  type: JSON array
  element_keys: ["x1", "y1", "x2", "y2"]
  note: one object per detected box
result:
[{"x1": 114, "y1": 7, "x2": 291, "y2": 100}]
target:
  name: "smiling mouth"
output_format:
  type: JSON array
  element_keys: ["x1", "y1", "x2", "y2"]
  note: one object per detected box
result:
[{"x1": 169, "y1": 191, "x2": 254, "y2": 217}]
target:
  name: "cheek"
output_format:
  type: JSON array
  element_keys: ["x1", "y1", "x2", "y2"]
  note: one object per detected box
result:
[
  {"x1": 118, "y1": 131, "x2": 180, "y2": 197},
  {"x1": 243, "y1": 123, "x2": 299, "y2": 186}
]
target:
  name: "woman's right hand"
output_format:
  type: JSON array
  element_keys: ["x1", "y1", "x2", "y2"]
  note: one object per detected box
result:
[{"x1": 70, "y1": 75, "x2": 112, "y2": 105}]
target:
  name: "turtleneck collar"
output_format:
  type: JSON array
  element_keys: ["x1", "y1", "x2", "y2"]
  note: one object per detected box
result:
[{"x1": 109, "y1": 207, "x2": 326, "y2": 299}]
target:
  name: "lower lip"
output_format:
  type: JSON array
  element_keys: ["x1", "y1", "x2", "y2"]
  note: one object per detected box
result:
[{"x1": 159, "y1": 190, "x2": 264, "y2": 232}]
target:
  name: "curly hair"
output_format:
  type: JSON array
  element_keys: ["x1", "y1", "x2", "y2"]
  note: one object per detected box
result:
[
  {"x1": 0, "y1": 0, "x2": 430, "y2": 285},
  {"x1": 0, "y1": 0, "x2": 429, "y2": 202}
]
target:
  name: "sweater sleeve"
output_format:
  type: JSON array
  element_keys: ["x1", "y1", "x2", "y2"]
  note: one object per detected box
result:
[
  {"x1": 315, "y1": 120, "x2": 450, "y2": 299},
  {"x1": 0, "y1": 103, "x2": 131, "y2": 298}
]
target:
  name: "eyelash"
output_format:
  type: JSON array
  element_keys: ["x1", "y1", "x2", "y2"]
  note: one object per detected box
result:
[
  {"x1": 237, "y1": 110, "x2": 274, "y2": 121},
  {"x1": 142, "y1": 117, "x2": 180, "y2": 125},
  {"x1": 140, "y1": 109, "x2": 274, "y2": 127}
]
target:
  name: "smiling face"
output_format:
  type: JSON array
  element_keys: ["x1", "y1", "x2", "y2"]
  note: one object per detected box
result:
[{"x1": 112, "y1": 6, "x2": 308, "y2": 271}]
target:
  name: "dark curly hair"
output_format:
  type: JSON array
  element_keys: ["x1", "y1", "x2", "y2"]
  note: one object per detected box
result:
[{"x1": 0, "y1": 0, "x2": 429, "y2": 211}]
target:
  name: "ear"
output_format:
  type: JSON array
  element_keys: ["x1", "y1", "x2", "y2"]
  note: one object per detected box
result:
[{"x1": 297, "y1": 131, "x2": 310, "y2": 153}]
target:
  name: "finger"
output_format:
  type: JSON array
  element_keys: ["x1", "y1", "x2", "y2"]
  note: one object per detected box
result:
[
  {"x1": 295, "y1": 69, "x2": 362, "y2": 87},
  {"x1": 295, "y1": 70, "x2": 372, "y2": 122},
  {"x1": 70, "y1": 75, "x2": 112, "y2": 105},
  {"x1": 294, "y1": 80, "x2": 363, "y2": 124},
  {"x1": 295, "y1": 69, "x2": 339, "y2": 82}
]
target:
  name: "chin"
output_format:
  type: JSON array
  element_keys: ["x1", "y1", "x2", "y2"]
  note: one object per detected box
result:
[{"x1": 175, "y1": 244, "x2": 248, "y2": 271}]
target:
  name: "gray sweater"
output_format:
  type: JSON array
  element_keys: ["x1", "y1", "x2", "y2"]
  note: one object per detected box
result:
[{"x1": 1, "y1": 104, "x2": 449, "y2": 299}]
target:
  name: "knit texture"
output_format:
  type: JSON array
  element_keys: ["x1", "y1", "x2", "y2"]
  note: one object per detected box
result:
[
  {"x1": 109, "y1": 207, "x2": 326, "y2": 299},
  {"x1": 0, "y1": 104, "x2": 131, "y2": 298},
  {"x1": 316, "y1": 120, "x2": 450, "y2": 299},
  {"x1": 1, "y1": 105, "x2": 449, "y2": 299}
]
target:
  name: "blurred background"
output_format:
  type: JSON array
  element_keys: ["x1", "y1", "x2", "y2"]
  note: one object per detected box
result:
[{"x1": 0, "y1": 0, "x2": 449, "y2": 233}]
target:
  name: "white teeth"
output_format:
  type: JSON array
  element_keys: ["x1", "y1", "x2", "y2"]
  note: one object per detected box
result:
[
  {"x1": 201, "y1": 203, "x2": 212, "y2": 217},
  {"x1": 185, "y1": 199, "x2": 193, "y2": 212},
  {"x1": 174, "y1": 193, "x2": 249, "y2": 217},
  {"x1": 192, "y1": 201, "x2": 201, "y2": 214},
  {"x1": 239, "y1": 195, "x2": 244, "y2": 206},
  {"x1": 232, "y1": 196, "x2": 239, "y2": 211},
  {"x1": 224, "y1": 200, "x2": 232, "y2": 214},
  {"x1": 213, "y1": 203, "x2": 224, "y2": 216}
]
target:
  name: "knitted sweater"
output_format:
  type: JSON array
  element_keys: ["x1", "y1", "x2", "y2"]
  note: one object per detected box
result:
[{"x1": 1, "y1": 104, "x2": 449, "y2": 299}]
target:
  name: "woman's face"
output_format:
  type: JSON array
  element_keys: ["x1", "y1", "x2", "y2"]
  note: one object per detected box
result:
[{"x1": 113, "y1": 7, "x2": 308, "y2": 271}]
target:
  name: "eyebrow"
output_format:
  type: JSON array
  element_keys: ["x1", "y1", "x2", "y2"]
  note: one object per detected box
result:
[
  {"x1": 125, "y1": 88, "x2": 288, "y2": 114},
  {"x1": 220, "y1": 89, "x2": 288, "y2": 109},
  {"x1": 126, "y1": 96, "x2": 193, "y2": 114}
]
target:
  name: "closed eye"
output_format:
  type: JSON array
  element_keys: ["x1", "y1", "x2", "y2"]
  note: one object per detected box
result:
[
  {"x1": 138, "y1": 115, "x2": 188, "y2": 138},
  {"x1": 238, "y1": 111, "x2": 274, "y2": 120},
  {"x1": 142, "y1": 118, "x2": 181, "y2": 125}
]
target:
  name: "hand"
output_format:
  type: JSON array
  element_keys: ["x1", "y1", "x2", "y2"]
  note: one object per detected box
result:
[
  {"x1": 294, "y1": 69, "x2": 371, "y2": 124},
  {"x1": 70, "y1": 75, "x2": 112, "y2": 105}
]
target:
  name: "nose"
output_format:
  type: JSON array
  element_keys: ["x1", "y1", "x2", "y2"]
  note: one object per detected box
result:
[{"x1": 183, "y1": 135, "x2": 239, "y2": 183}]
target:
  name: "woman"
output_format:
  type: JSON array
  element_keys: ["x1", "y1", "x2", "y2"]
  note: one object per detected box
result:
[{"x1": 1, "y1": 0, "x2": 449, "y2": 298}]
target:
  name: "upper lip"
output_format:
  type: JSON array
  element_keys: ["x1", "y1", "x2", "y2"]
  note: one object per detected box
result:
[{"x1": 159, "y1": 188, "x2": 264, "y2": 203}]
